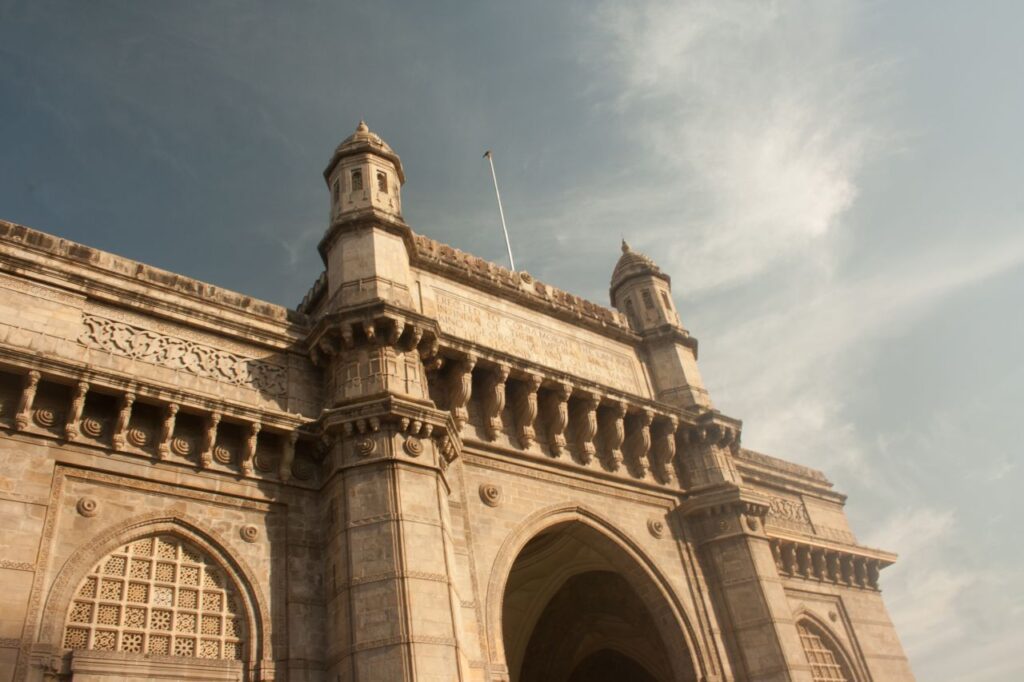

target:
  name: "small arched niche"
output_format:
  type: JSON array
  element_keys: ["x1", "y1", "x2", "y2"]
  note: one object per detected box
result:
[{"x1": 500, "y1": 520, "x2": 698, "y2": 682}]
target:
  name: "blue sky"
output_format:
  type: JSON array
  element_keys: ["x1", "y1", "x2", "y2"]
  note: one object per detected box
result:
[{"x1": 2, "y1": 2, "x2": 1022, "y2": 678}]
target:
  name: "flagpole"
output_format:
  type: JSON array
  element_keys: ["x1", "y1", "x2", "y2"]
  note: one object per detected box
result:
[{"x1": 483, "y1": 150, "x2": 515, "y2": 271}]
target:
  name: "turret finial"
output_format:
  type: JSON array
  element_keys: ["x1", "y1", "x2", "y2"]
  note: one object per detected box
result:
[
  {"x1": 356, "y1": 119, "x2": 368, "y2": 133},
  {"x1": 621, "y1": 239, "x2": 631, "y2": 253}
]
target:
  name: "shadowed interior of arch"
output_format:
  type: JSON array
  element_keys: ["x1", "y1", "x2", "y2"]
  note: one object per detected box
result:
[{"x1": 501, "y1": 521, "x2": 697, "y2": 682}]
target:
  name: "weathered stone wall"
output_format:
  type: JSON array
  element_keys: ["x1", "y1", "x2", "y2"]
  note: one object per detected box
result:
[{"x1": 0, "y1": 215, "x2": 913, "y2": 682}]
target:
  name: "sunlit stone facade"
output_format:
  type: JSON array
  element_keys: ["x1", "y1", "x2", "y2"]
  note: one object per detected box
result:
[{"x1": 0, "y1": 122, "x2": 914, "y2": 681}]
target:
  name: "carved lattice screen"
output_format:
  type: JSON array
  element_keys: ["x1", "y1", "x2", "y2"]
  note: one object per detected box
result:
[
  {"x1": 797, "y1": 620, "x2": 854, "y2": 682},
  {"x1": 62, "y1": 534, "x2": 246, "y2": 660}
]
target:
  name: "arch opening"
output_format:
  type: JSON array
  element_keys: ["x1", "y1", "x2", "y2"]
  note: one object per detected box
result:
[{"x1": 500, "y1": 520, "x2": 697, "y2": 682}]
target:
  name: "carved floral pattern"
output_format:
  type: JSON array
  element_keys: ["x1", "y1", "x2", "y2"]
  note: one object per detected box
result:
[{"x1": 79, "y1": 314, "x2": 287, "y2": 396}]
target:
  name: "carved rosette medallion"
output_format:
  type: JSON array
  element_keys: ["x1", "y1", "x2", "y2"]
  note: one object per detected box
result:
[
  {"x1": 292, "y1": 456, "x2": 315, "y2": 481},
  {"x1": 33, "y1": 408, "x2": 57, "y2": 428},
  {"x1": 254, "y1": 451, "x2": 276, "y2": 473},
  {"x1": 647, "y1": 518, "x2": 666, "y2": 539},
  {"x1": 403, "y1": 436, "x2": 424, "y2": 457},
  {"x1": 126, "y1": 427, "x2": 148, "y2": 448},
  {"x1": 80, "y1": 417, "x2": 104, "y2": 438},
  {"x1": 355, "y1": 437, "x2": 376, "y2": 457},
  {"x1": 76, "y1": 497, "x2": 99, "y2": 518},
  {"x1": 170, "y1": 437, "x2": 192, "y2": 457},
  {"x1": 479, "y1": 483, "x2": 502, "y2": 507},
  {"x1": 213, "y1": 445, "x2": 233, "y2": 465},
  {"x1": 239, "y1": 525, "x2": 259, "y2": 543}
]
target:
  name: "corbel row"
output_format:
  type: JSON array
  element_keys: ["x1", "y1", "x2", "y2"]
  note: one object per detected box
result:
[
  {"x1": 769, "y1": 538, "x2": 885, "y2": 591},
  {"x1": 435, "y1": 353, "x2": 684, "y2": 486},
  {"x1": 307, "y1": 308, "x2": 441, "y2": 369},
  {"x1": 7, "y1": 368, "x2": 311, "y2": 484}
]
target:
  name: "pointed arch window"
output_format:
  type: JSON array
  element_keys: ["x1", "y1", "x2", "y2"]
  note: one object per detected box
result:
[
  {"x1": 797, "y1": 619, "x2": 856, "y2": 682},
  {"x1": 376, "y1": 171, "x2": 388, "y2": 193},
  {"x1": 351, "y1": 169, "x2": 363, "y2": 191},
  {"x1": 641, "y1": 290, "x2": 655, "y2": 310},
  {"x1": 62, "y1": 534, "x2": 247, "y2": 660}
]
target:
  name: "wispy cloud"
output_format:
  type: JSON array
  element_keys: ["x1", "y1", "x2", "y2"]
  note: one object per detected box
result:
[
  {"x1": 576, "y1": 3, "x2": 1024, "y2": 680},
  {"x1": 586, "y1": 0, "x2": 880, "y2": 293}
]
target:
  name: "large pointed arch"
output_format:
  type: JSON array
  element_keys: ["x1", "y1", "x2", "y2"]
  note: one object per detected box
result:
[
  {"x1": 37, "y1": 512, "x2": 270, "y2": 672},
  {"x1": 485, "y1": 503, "x2": 711, "y2": 682}
]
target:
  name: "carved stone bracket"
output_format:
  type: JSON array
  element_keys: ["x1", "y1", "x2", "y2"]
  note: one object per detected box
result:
[
  {"x1": 625, "y1": 408, "x2": 653, "y2": 478},
  {"x1": 64, "y1": 380, "x2": 89, "y2": 441},
  {"x1": 481, "y1": 363, "x2": 510, "y2": 441},
  {"x1": 199, "y1": 412, "x2": 221, "y2": 469},
  {"x1": 110, "y1": 391, "x2": 135, "y2": 450},
  {"x1": 14, "y1": 370, "x2": 41, "y2": 431},
  {"x1": 156, "y1": 403, "x2": 179, "y2": 460},
  {"x1": 601, "y1": 399, "x2": 627, "y2": 471},
  {"x1": 280, "y1": 431, "x2": 299, "y2": 482},
  {"x1": 241, "y1": 422, "x2": 261, "y2": 476},
  {"x1": 651, "y1": 415, "x2": 678, "y2": 486},
  {"x1": 575, "y1": 391, "x2": 600, "y2": 464},
  {"x1": 513, "y1": 373, "x2": 541, "y2": 449},
  {"x1": 544, "y1": 382, "x2": 571, "y2": 458},
  {"x1": 447, "y1": 353, "x2": 476, "y2": 430}
]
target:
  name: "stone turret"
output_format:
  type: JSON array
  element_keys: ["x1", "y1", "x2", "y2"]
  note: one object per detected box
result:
[
  {"x1": 324, "y1": 119, "x2": 404, "y2": 221},
  {"x1": 318, "y1": 121, "x2": 414, "y2": 312},
  {"x1": 610, "y1": 240, "x2": 679, "y2": 332},
  {"x1": 610, "y1": 241, "x2": 711, "y2": 410}
]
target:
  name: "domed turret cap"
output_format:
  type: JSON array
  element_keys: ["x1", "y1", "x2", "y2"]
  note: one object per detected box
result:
[
  {"x1": 324, "y1": 120, "x2": 405, "y2": 183},
  {"x1": 610, "y1": 240, "x2": 671, "y2": 300}
]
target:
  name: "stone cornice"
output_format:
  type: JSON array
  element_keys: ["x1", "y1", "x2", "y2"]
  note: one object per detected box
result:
[
  {"x1": 407, "y1": 231, "x2": 636, "y2": 338},
  {"x1": 0, "y1": 219, "x2": 309, "y2": 349}
]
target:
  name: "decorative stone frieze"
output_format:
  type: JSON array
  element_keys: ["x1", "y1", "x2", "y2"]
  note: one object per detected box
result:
[{"x1": 79, "y1": 314, "x2": 287, "y2": 396}]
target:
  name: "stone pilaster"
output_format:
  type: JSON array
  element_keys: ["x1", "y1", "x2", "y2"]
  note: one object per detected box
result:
[
  {"x1": 312, "y1": 310, "x2": 468, "y2": 682},
  {"x1": 680, "y1": 415, "x2": 810, "y2": 681}
]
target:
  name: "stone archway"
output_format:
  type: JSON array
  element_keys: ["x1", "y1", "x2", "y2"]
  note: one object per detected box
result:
[{"x1": 495, "y1": 514, "x2": 700, "y2": 682}]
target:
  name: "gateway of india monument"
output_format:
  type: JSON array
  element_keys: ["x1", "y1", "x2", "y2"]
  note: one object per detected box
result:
[{"x1": 0, "y1": 122, "x2": 914, "y2": 682}]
